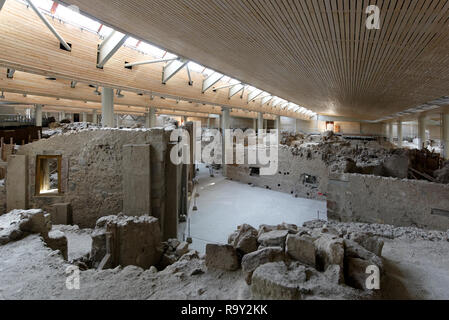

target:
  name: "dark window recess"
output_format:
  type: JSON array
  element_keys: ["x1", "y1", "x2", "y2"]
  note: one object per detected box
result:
[
  {"x1": 250, "y1": 167, "x2": 260, "y2": 176},
  {"x1": 431, "y1": 208, "x2": 449, "y2": 218},
  {"x1": 302, "y1": 174, "x2": 318, "y2": 185}
]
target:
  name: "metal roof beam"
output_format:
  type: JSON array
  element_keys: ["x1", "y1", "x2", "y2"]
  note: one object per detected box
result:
[
  {"x1": 202, "y1": 72, "x2": 224, "y2": 93},
  {"x1": 162, "y1": 59, "x2": 188, "y2": 84},
  {"x1": 97, "y1": 30, "x2": 128, "y2": 68},
  {"x1": 26, "y1": 0, "x2": 72, "y2": 52}
]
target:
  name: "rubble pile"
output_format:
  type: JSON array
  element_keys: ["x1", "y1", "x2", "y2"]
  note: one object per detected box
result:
[
  {"x1": 281, "y1": 131, "x2": 449, "y2": 183},
  {"x1": 305, "y1": 220, "x2": 449, "y2": 242},
  {"x1": 205, "y1": 222, "x2": 385, "y2": 300},
  {"x1": 0, "y1": 209, "x2": 68, "y2": 259}
]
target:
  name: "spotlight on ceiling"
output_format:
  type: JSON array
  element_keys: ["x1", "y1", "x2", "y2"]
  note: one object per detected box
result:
[
  {"x1": 116, "y1": 89, "x2": 124, "y2": 98},
  {"x1": 0, "y1": 91, "x2": 5, "y2": 99}
]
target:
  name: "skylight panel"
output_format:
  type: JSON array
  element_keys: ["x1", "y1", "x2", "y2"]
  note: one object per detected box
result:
[
  {"x1": 98, "y1": 25, "x2": 114, "y2": 38},
  {"x1": 125, "y1": 37, "x2": 139, "y2": 47},
  {"x1": 187, "y1": 62, "x2": 204, "y2": 73},
  {"x1": 55, "y1": 4, "x2": 101, "y2": 32},
  {"x1": 139, "y1": 42, "x2": 165, "y2": 58},
  {"x1": 30, "y1": 0, "x2": 53, "y2": 11}
]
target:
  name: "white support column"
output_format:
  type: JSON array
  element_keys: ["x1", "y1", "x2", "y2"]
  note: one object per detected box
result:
[
  {"x1": 418, "y1": 116, "x2": 426, "y2": 149},
  {"x1": 443, "y1": 112, "x2": 449, "y2": 159},
  {"x1": 82, "y1": 112, "x2": 88, "y2": 123},
  {"x1": 257, "y1": 112, "x2": 264, "y2": 132},
  {"x1": 275, "y1": 115, "x2": 281, "y2": 144},
  {"x1": 206, "y1": 117, "x2": 211, "y2": 128},
  {"x1": 149, "y1": 107, "x2": 156, "y2": 128},
  {"x1": 34, "y1": 104, "x2": 42, "y2": 127},
  {"x1": 92, "y1": 109, "x2": 98, "y2": 124},
  {"x1": 388, "y1": 122, "x2": 393, "y2": 143},
  {"x1": 397, "y1": 120, "x2": 403, "y2": 148},
  {"x1": 116, "y1": 114, "x2": 121, "y2": 128},
  {"x1": 101, "y1": 87, "x2": 114, "y2": 127},
  {"x1": 182, "y1": 116, "x2": 188, "y2": 126},
  {"x1": 60, "y1": 111, "x2": 65, "y2": 121}
]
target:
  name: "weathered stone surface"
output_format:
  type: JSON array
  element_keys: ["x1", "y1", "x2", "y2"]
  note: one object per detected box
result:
[
  {"x1": 175, "y1": 242, "x2": 189, "y2": 257},
  {"x1": 383, "y1": 154, "x2": 409, "y2": 179},
  {"x1": 46, "y1": 230, "x2": 68, "y2": 260},
  {"x1": 19, "y1": 209, "x2": 51, "y2": 236},
  {"x1": 251, "y1": 262, "x2": 308, "y2": 300},
  {"x1": 258, "y1": 230, "x2": 289, "y2": 248},
  {"x1": 343, "y1": 239, "x2": 383, "y2": 271},
  {"x1": 90, "y1": 228, "x2": 107, "y2": 267},
  {"x1": 345, "y1": 257, "x2": 372, "y2": 290},
  {"x1": 228, "y1": 224, "x2": 258, "y2": 254},
  {"x1": 91, "y1": 215, "x2": 163, "y2": 270},
  {"x1": 314, "y1": 234, "x2": 344, "y2": 283},
  {"x1": 286, "y1": 234, "x2": 316, "y2": 267},
  {"x1": 205, "y1": 244, "x2": 240, "y2": 271},
  {"x1": 51, "y1": 203, "x2": 73, "y2": 225},
  {"x1": 241, "y1": 247, "x2": 285, "y2": 284},
  {"x1": 349, "y1": 233, "x2": 384, "y2": 257}
]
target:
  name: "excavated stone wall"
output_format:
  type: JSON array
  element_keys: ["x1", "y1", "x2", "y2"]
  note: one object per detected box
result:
[
  {"x1": 16, "y1": 128, "x2": 171, "y2": 228},
  {"x1": 327, "y1": 173, "x2": 449, "y2": 231},
  {"x1": 226, "y1": 145, "x2": 329, "y2": 200}
]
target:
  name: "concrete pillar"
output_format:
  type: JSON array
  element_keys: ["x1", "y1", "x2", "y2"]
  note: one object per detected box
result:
[
  {"x1": 101, "y1": 87, "x2": 114, "y2": 127},
  {"x1": 149, "y1": 107, "x2": 156, "y2": 128},
  {"x1": 116, "y1": 114, "x2": 121, "y2": 128},
  {"x1": 35, "y1": 104, "x2": 42, "y2": 127},
  {"x1": 397, "y1": 120, "x2": 403, "y2": 148},
  {"x1": 253, "y1": 118, "x2": 257, "y2": 131},
  {"x1": 183, "y1": 116, "x2": 188, "y2": 126},
  {"x1": 388, "y1": 122, "x2": 393, "y2": 143},
  {"x1": 207, "y1": 117, "x2": 211, "y2": 128},
  {"x1": 418, "y1": 116, "x2": 426, "y2": 149},
  {"x1": 257, "y1": 112, "x2": 264, "y2": 132},
  {"x1": 443, "y1": 112, "x2": 449, "y2": 159},
  {"x1": 92, "y1": 109, "x2": 98, "y2": 124},
  {"x1": 82, "y1": 112, "x2": 88, "y2": 123},
  {"x1": 60, "y1": 111, "x2": 65, "y2": 121},
  {"x1": 275, "y1": 115, "x2": 281, "y2": 144}
]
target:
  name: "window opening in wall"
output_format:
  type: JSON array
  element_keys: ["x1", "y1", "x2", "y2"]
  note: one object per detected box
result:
[
  {"x1": 35, "y1": 155, "x2": 62, "y2": 196},
  {"x1": 249, "y1": 167, "x2": 260, "y2": 176}
]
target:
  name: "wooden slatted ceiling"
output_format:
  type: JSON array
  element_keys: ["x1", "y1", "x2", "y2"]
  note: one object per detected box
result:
[
  {"x1": 59, "y1": 0, "x2": 449, "y2": 120},
  {"x1": 0, "y1": 0, "x2": 305, "y2": 120}
]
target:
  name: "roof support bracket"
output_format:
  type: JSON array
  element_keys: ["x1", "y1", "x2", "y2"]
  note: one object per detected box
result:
[
  {"x1": 186, "y1": 64, "x2": 193, "y2": 86},
  {"x1": 97, "y1": 30, "x2": 128, "y2": 68},
  {"x1": 202, "y1": 72, "x2": 223, "y2": 93},
  {"x1": 248, "y1": 89, "x2": 263, "y2": 103},
  {"x1": 26, "y1": 0, "x2": 72, "y2": 52},
  {"x1": 6, "y1": 68, "x2": 15, "y2": 79},
  {"x1": 162, "y1": 59, "x2": 188, "y2": 84},
  {"x1": 229, "y1": 84, "x2": 244, "y2": 98}
]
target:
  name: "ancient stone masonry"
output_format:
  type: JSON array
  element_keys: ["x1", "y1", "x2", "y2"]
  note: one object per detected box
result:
[
  {"x1": 327, "y1": 173, "x2": 449, "y2": 231},
  {"x1": 205, "y1": 222, "x2": 385, "y2": 300},
  {"x1": 14, "y1": 128, "x2": 172, "y2": 228},
  {"x1": 89, "y1": 214, "x2": 195, "y2": 271}
]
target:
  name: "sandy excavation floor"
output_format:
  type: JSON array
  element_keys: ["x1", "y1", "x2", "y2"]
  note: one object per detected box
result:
[{"x1": 0, "y1": 224, "x2": 448, "y2": 300}]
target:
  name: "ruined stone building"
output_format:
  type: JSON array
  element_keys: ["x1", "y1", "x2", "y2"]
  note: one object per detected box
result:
[{"x1": 0, "y1": 0, "x2": 449, "y2": 302}]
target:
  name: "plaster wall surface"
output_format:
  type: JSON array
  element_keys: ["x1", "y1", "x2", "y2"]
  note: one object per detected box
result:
[
  {"x1": 16, "y1": 129, "x2": 170, "y2": 228},
  {"x1": 327, "y1": 173, "x2": 449, "y2": 231},
  {"x1": 6, "y1": 155, "x2": 28, "y2": 211},
  {"x1": 122, "y1": 144, "x2": 151, "y2": 217}
]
